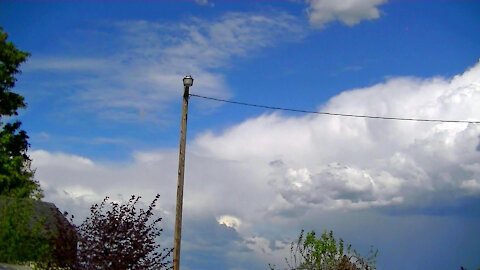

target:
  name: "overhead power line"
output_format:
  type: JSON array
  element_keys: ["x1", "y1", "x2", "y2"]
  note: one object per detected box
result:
[{"x1": 189, "y1": 93, "x2": 480, "y2": 124}]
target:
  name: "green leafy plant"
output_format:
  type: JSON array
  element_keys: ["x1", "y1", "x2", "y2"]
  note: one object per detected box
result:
[
  {"x1": 0, "y1": 197, "x2": 51, "y2": 264},
  {"x1": 270, "y1": 230, "x2": 377, "y2": 270}
]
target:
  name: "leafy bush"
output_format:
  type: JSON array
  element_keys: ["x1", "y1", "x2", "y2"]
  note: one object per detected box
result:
[
  {"x1": 0, "y1": 197, "x2": 51, "y2": 264},
  {"x1": 270, "y1": 230, "x2": 377, "y2": 270},
  {"x1": 76, "y1": 194, "x2": 173, "y2": 270}
]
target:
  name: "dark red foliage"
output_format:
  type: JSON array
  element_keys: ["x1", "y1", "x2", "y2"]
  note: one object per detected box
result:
[
  {"x1": 76, "y1": 194, "x2": 172, "y2": 270},
  {"x1": 50, "y1": 211, "x2": 78, "y2": 268}
]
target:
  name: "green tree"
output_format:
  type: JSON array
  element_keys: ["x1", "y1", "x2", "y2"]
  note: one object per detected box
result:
[
  {"x1": 270, "y1": 230, "x2": 377, "y2": 270},
  {"x1": 0, "y1": 26, "x2": 52, "y2": 267},
  {"x1": 0, "y1": 26, "x2": 41, "y2": 199},
  {"x1": 0, "y1": 198, "x2": 51, "y2": 264}
]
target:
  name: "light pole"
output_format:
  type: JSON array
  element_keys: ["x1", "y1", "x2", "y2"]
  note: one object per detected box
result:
[{"x1": 173, "y1": 75, "x2": 193, "y2": 270}]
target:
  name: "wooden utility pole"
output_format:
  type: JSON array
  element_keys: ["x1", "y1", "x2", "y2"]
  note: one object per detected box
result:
[{"x1": 173, "y1": 75, "x2": 193, "y2": 270}]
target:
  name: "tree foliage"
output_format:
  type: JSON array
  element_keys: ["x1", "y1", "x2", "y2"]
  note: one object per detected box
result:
[
  {"x1": 0, "y1": 26, "x2": 41, "y2": 199},
  {"x1": 270, "y1": 230, "x2": 377, "y2": 270},
  {"x1": 0, "y1": 26, "x2": 28, "y2": 117},
  {"x1": 49, "y1": 211, "x2": 79, "y2": 268},
  {"x1": 0, "y1": 26, "x2": 52, "y2": 267},
  {"x1": 0, "y1": 197, "x2": 79, "y2": 268},
  {"x1": 77, "y1": 194, "x2": 173, "y2": 270},
  {"x1": 0, "y1": 198, "x2": 51, "y2": 264}
]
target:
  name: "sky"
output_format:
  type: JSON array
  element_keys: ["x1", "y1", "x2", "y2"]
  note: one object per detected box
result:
[{"x1": 1, "y1": 0, "x2": 480, "y2": 269}]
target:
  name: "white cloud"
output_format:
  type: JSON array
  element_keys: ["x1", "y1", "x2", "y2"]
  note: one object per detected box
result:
[
  {"x1": 459, "y1": 163, "x2": 480, "y2": 194},
  {"x1": 25, "y1": 12, "x2": 304, "y2": 122},
  {"x1": 194, "y1": 60, "x2": 480, "y2": 212},
  {"x1": 271, "y1": 164, "x2": 404, "y2": 211},
  {"x1": 461, "y1": 179, "x2": 480, "y2": 193},
  {"x1": 217, "y1": 215, "x2": 242, "y2": 231},
  {"x1": 306, "y1": 0, "x2": 387, "y2": 27},
  {"x1": 33, "y1": 150, "x2": 94, "y2": 168}
]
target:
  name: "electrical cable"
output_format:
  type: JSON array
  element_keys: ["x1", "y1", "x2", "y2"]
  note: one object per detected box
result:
[{"x1": 189, "y1": 93, "x2": 480, "y2": 124}]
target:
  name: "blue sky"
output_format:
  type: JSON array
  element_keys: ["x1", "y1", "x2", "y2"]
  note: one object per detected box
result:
[{"x1": 2, "y1": 1, "x2": 480, "y2": 269}]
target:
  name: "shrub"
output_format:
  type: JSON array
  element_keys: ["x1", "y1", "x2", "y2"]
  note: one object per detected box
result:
[
  {"x1": 270, "y1": 230, "x2": 377, "y2": 270},
  {"x1": 77, "y1": 194, "x2": 173, "y2": 270}
]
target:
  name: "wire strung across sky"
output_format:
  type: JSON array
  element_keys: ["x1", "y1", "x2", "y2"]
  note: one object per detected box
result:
[{"x1": 189, "y1": 93, "x2": 480, "y2": 124}]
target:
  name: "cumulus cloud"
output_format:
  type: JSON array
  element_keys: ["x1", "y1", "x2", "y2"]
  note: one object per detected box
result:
[
  {"x1": 31, "y1": 149, "x2": 270, "y2": 269},
  {"x1": 306, "y1": 0, "x2": 387, "y2": 27},
  {"x1": 31, "y1": 61, "x2": 480, "y2": 267},
  {"x1": 31, "y1": 149, "x2": 179, "y2": 220},
  {"x1": 271, "y1": 164, "x2": 404, "y2": 211},
  {"x1": 194, "y1": 61, "x2": 480, "y2": 213}
]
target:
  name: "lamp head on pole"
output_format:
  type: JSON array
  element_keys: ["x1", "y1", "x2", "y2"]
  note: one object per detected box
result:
[{"x1": 183, "y1": 75, "x2": 194, "y2": 87}]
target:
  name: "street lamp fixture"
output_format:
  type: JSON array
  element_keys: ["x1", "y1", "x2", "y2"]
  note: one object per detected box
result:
[{"x1": 183, "y1": 75, "x2": 193, "y2": 87}]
